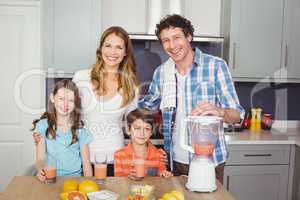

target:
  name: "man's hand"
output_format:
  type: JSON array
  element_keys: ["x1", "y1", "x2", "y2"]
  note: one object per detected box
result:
[{"x1": 191, "y1": 101, "x2": 224, "y2": 117}]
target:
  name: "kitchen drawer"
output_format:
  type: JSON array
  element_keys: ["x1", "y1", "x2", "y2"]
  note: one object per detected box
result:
[{"x1": 226, "y1": 144, "x2": 291, "y2": 165}]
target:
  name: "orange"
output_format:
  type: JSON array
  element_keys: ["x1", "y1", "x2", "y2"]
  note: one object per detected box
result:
[
  {"x1": 63, "y1": 179, "x2": 78, "y2": 192},
  {"x1": 67, "y1": 191, "x2": 87, "y2": 200},
  {"x1": 78, "y1": 180, "x2": 100, "y2": 194}
]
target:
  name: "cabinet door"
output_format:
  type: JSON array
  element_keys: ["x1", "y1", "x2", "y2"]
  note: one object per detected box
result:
[
  {"x1": 293, "y1": 146, "x2": 300, "y2": 200},
  {"x1": 101, "y1": 0, "x2": 147, "y2": 34},
  {"x1": 0, "y1": 1, "x2": 43, "y2": 191},
  {"x1": 283, "y1": 0, "x2": 300, "y2": 79},
  {"x1": 43, "y1": 0, "x2": 101, "y2": 73},
  {"x1": 229, "y1": 0, "x2": 284, "y2": 79},
  {"x1": 224, "y1": 165, "x2": 288, "y2": 200},
  {"x1": 184, "y1": 0, "x2": 221, "y2": 37}
]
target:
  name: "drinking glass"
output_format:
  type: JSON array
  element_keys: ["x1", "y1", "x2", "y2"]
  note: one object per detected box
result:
[
  {"x1": 94, "y1": 153, "x2": 107, "y2": 184},
  {"x1": 44, "y1": 156, "x2": 57, "y2": 184}
]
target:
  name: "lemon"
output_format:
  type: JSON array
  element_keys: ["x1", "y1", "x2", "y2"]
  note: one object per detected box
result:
[
  {"x1": 78, "y1": 179, "x2": 100, "y2": 194},
  {"x1": 170, "y1": 191, "x2": 184, "y2": 200},
  {"x1": 63, "y1": 179, "x2": 78, "y2": 192},
  {"x1": 162, "y1": 193, "x2": 178, "y2": 200},
  {"x1": 59, "y1": 192, "x2": 68, "y2": 200}
]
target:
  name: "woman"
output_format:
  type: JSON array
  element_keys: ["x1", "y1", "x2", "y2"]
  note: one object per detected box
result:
[{"x1": 72, "y1": 26, "x2": 139, "y2": 176}]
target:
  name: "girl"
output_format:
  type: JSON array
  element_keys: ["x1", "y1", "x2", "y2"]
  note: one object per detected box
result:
[
  {"x1": 32, "y1": 79, "x2": 92, "y2": 182},
  {"x1": 72, "y1": 26, "x2": 139, "y2": 176}
]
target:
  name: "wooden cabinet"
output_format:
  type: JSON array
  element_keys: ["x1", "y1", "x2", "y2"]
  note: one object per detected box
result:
[
  {"x1": 43, "y1": 0, "x2": 101, "y2": 73},
  {"x1": 227, "y1": 0, "x2": 300, "y2": 81},
  {"x1": 292, "y1": 146, "x2": 300, "y2": 200},
  {"x1": 184, "y1": 0, "x2": 222, "y2": 37},
  {"x1": 228, "y1": 0, "x2": 284, "y2": 79},
  {"x1": 224, "y1": 144, "x2": 292, "y2": 200},
  {"x1": 43, "y1": 0, "x2": 224, "y2": 73},
  {"x1": 283, "y1": 0, "x2": 300, "y2": 79},
  {"x1": 101, "y1": 0, "x2": 147, "y2": 34}
]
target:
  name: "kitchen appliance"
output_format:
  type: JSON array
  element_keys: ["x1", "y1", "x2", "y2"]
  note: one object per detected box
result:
[{"x1": 180, "y1": 116, "x2": 222, "y2": 192}]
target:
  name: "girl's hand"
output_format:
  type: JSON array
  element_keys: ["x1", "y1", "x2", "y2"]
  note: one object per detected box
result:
[
  {"x1": 32, "y1": 132, "x2": 42, "y2": 145},
  {"x1": 128, "y1": 164, "x2": 138, "y2": 180},
  {"x1": 159, "y1": 170, "x2": 173, "y2": 178},
  {"x1": 36, "y1": 169, "x2": 46, "y2": 182}
]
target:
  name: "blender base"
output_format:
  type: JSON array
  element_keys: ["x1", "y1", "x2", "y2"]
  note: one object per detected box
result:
[{"x1": 185, "y1": 158, "x2": 217, "y2": 192}]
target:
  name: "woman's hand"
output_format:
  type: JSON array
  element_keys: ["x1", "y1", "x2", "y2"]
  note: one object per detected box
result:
[
  {"x1": 36, "y1": 168, "x2": 46, "y2": 182},
  {"x1": 32, "y1": 132, "x2": 42, "y2": 145},
  {"x1": 159, "y1": 170, "x2": 173, "y2": 178}
]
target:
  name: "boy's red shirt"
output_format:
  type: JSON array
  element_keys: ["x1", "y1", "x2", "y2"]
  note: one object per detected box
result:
[{"x1": 114, "y1": 142, "x2": 166, "y2": 176}]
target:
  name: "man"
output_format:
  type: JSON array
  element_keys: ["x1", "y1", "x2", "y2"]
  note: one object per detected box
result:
[{"x1": 139, "y1": 14, "x2": 244, "y2": 183}]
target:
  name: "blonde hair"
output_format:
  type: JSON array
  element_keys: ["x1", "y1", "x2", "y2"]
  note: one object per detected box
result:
[{"x1": 90, "y1": 26, "x2": 139, "y2": 107}]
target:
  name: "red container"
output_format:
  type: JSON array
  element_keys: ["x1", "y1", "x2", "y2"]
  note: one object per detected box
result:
[{"x1": 262, "y1": 114, "x2": 273, "y2": 130}]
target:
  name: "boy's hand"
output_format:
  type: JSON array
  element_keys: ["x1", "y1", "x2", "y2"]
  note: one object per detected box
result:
[
  {"x1": 37, "y1": 169, "x2": 46, "y2": 182},
  {"x1": 32, "y1": 132, "x2": 42, "y2": 145},
  {"x1": 159, "y1": 170, "x2": 173, "y2": 178},
  {"x1": 128, "y1": 164, "x2": 138, "y2": 180}
]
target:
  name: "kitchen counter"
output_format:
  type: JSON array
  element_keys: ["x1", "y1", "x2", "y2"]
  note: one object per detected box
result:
[
  {"x1": 1, "y1": 176, "x2": 235, "y2": 200},
  {"x1": 225, "y1": 128, "x2": 300, "y2": 146}
]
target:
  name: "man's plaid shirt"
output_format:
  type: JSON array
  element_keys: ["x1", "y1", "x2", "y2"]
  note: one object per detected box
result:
[{"x1": 139, "y1": 48, "x2": 244, "y2": 168}]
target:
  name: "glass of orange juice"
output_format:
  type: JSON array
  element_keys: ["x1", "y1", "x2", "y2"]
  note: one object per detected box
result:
[
  {"x1": 94, "y1": 153, "x2": 107, "y2": 184},
  {"x1": 134, "y1": 159, "x2": 145, "y2": 180},
  {"x1": 44, "y1": 156, "x2": 56, "y2": 184}
]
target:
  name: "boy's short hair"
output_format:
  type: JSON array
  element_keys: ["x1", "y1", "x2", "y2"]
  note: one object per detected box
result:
[
  {"x1": 126, "y1": 108, "x2": 155, "y2": 130},
  {"x1": 155, "y1": 14, "x2": 194, "y2": 42}
]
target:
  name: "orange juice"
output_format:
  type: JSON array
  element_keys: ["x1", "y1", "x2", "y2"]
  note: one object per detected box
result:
[
  {"x1": 94, "y1": 164, "x2": 107, "y2": 180},
  {"x1": 44, "y1": 166, "x2": 56, "y2": 183},
  {"x1": 135, "y1": 161, "x2": 145, "y2": 178},
  {"x1": 193, "y1": 143, "x2": 214, "y2": 156}
]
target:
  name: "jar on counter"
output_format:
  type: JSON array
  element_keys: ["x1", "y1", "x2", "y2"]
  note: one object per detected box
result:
[{"x1": 261, "y1": 114, "x2": 273, "y2": 130}]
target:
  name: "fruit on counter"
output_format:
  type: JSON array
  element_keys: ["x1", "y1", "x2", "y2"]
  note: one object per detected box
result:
[
  {"x1": 78, "y1": 180, "x2": 100, "y2": 194},
  {"x1": 63, "y1": 179, "x2": 78, "y2": 192},
  {"x1": 60, "y1": 192, "x2": 68, "y2": 200},
  {"x1": 127, "y1": 195, "x2": 146, "y2": 200},
  {"x1": 169, "y1": 191, "x2": 184, "y2": 200},
  {"x1": 159, "y1": 190, "x2": 184, "y2": 200},
  {"x1": 60, "y1": 191, "x2": 87, "y2": 200},
  {"x1": 67, "y1": 191, "x2": 87, "y2": 200},
  {"x1": 130, "y1": 184, "x2": 154, "y2": 198}
]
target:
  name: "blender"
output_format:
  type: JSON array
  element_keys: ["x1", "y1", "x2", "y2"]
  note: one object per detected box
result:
[{"x1": 180, "y1": 116, "x2": 223, "y2": 192}]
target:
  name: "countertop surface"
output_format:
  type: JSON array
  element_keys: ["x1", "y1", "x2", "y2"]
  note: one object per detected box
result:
[
  {"x1": 225, "y1": 128, "x2": 300, "y2": 146},
  {"x1": 1, "y1": 176, "x2": 235, "y2": 200}
]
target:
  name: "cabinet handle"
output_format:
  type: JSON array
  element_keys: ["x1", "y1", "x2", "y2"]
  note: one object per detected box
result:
[
  {"x1": 244, "y1": 153, "x2": 272, "y2": 157},
  {"x1": 284, "y1": 44, "x2": 288, "y2": 67},
  {"x1": 226, "y1": 176, "x2": 230, "y2": 190},
  {"x1": 232, "y1": 42, "x2": 237, "y2": 69}
]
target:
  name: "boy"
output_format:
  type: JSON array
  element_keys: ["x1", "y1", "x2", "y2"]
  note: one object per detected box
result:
[{"x1": 114, "y1": 108, "x2": 172, "y2": 179}]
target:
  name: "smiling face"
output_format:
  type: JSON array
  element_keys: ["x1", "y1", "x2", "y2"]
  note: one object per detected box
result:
[
  {"x1": 129, "y1": 119, "x2": 153, "y2": 145},
  {"x1": 160, "y1": 27, "x2": 193, "y2": 63},
  {"x1": 50, "y1": 88, "x2": 75, "y2": 117},
  {"x1": 101, "y1": 33, "x2": 126, "y2": 70}
]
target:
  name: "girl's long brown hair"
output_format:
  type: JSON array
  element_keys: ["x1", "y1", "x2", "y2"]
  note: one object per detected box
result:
[
  {"x1": 31, "y1": 79, "x2": 83, "y2": 145},
  {"x1": 91, "y1": 26, "x2": 139, "y2": 107}
]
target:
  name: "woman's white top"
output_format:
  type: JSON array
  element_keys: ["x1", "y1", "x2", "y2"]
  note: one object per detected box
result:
[{"x1": 73, "y1": 69, "x2": 138, "y2": 163}]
